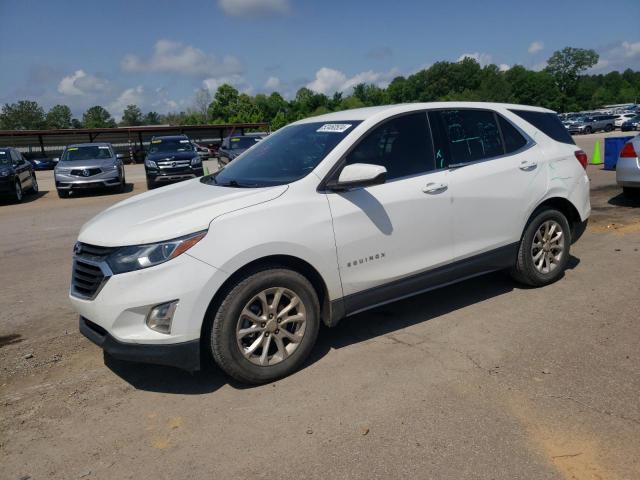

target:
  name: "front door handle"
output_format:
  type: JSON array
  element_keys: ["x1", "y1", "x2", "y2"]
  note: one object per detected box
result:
[
  {"x1": 519, "y1": 160, "x2": 538, "y2": 171},
  {"x1": 423, "y1": 182, "x2": 448, "y2": 194}
]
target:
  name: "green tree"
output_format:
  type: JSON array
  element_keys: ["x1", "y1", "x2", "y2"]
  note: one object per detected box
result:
[
  {"x1": 271, "y1": 111, "x2": 287, "y2": 130},
  {"x1": 82, "y1": 106, "x2": 116, "y2": 128},
  {"x1": 46, "y1": 104, "x2": 72, "y2": 129},
  {"x1": 143, "y1": 111, "x2": 161, "y2": 125},
  {"x1": 208, "y1": 84, "x2": 240, "y2": 122},
  {"x1": 546, "y1": 47, "x2": 599, "y2": 110},
  {"x1": 0, "y1": 100, "x2": 46, "y2": 130},
  {"x1": 121, "y1": 104, "x2": 143, "y2": 126}
]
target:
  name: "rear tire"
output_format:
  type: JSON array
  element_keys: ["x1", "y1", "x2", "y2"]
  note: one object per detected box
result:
[
  {"x1": 28, "y1": 173, "x2": 39, "y2": 194},
  {"x1": 623, "y1": 186, "x2": 639, "y2": 197},
  {"x1": 511, "y1": 208, "x2": 571, "y2": 287},
  {"x1": 209, "y1": 268, "x2": 320, "y2": 384},
  {"x1": 584, "y1": 126, "x2": 593, "y2": 134},
  {"x1": 605, "y1": 124, "x2": 613, "y2": 132},
  {"x1": 146, "y1": 179, "x2": 155, "y2": 190}
]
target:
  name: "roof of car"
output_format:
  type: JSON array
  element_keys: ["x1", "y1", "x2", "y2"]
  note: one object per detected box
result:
[
  {"x1": 67, "y1": 142, "x2": 112, "y2": 148},
  {"x1": 151, "y1": 135, "x2": 189, "y2": 140},
  {"x1": 295, "y1": 102, "x2": 554, "y2": 124}
]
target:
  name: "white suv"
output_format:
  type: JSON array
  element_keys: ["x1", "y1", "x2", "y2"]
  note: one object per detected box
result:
[{"x1": 70, "y1": 102, "x2": 591, "y2": 384}]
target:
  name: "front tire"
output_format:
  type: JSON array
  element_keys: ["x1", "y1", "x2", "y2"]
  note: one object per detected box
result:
[
  {"x1": 28, "y1": 173, "x2": 39, "y2": 194},
  {"x1": 209, "y1": 268, "x2": 320, "y2": 384},
  {"x1": 57, "y1": 189, "x2": 69, "y2": 198},
  {"x1": 511, "y1": 209, "x2": 571, "y2": 287},
  {"x1": 584, "y1": 126, "x2": 593, "y2": 134},
  {"x1": 13, "y1": 180, "x2": 23, "y2": 203}
]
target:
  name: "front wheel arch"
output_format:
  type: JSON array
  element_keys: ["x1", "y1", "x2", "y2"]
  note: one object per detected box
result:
[{"x1": 200, "y1": 255, "x2": 332, "y2": 366}]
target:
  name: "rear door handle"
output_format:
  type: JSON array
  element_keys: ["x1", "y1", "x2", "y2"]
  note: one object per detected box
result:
[
  {"x1": 423, "y1": 182, "x2": 448, "y2": 194},
  {"x1": 519, "y1": 160, "x2": 538, "y2": 171}
]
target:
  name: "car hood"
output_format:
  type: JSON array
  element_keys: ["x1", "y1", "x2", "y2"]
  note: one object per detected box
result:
[
  {"x1": 147, "y1": 151, "x2": 197, "y2": 161},
  {"x1": 58, "y1": 158, "x2": 115, "y2": 169},
  {"x1": 78, "y1": 178, "x2": 288, "y2": 246}
]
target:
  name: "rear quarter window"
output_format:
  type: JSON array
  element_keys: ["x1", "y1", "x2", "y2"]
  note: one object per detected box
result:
[{"x1": 511, "y1": 110, "x2": 575, "y2": 145}]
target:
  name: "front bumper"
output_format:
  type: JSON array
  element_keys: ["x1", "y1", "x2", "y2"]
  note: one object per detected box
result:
[
  {"x1": 616, "y1": 156, "x2": 640, "y2": 187},
  {"x1": 56, "y1": 169, "x2": 120, "y2": 190},
  {"x1": 147, "y1": 167, "x2": 204, "y2": 184},
  {"x1": 80, "y1": 316, "x2": 201, "y2": 371}
]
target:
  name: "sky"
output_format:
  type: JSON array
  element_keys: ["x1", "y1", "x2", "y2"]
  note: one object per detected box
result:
[{"x1": 1, "y1": 0, "x2": 639, "y2": 120}]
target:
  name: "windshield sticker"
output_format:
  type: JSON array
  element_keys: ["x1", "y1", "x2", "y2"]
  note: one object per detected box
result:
[
  {"x1": 0, "y1": 151, "x2": 5, "y2": 155},
  {"x1": 151, "y1": 139, "x2": 161, "y2": 144},
  {"x1": 231, "y1": 137, "x2": 241, "y2": 142},
  {"x1": 98, "y1": 146, "x2": 110, "y2": 149},
  {"x1": 180, "y1": 139, "x2": 189, "y2": 143},
  {"x1": 317, "y1": 123, "x2": 352, "y2": 133},
  {"x1": 67, "y1": 147, "x2": 78, "y2": 151}
]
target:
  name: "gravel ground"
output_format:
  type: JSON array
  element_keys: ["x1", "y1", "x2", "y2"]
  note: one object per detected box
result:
[{"x1": 1, "y1": 150, "x2": 639, "y2": 480}]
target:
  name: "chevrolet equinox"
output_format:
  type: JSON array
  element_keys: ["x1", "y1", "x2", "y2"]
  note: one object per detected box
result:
[{"x1": 71, "y1": 102, "x2": 590, "y2": 384}]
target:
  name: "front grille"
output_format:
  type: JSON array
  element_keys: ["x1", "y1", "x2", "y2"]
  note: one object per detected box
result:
[
  {"x1": 70, "y1": 168, "x2": 102, "y2": 177},
  {"x1": 71, "y1": 243, "x2": 116, "y2": 299}
]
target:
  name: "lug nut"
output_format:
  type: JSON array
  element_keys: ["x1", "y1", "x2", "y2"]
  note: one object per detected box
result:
[
  {"x1": 261, "y1": 322, "x2": 266, "y2": 327},
  {"x1": 275, "y1": 329, "x2": 279, "y2": 334},
  {"x1": 265, "y1": 332, "x2": 270, "y2": 337},
  {"x1": 269, "y1": 314, "x2": 273, "y2": 319}
]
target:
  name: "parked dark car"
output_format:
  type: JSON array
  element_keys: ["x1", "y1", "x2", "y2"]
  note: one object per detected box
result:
[
  {"x1": 621, "y1": 116, "x2": 640, "y2": 132},
  {"x1": 144, "y1": 135, "x2": 204, "y2": 189},
  {"x1": 28, "y1": 156, "x2": 58, "y2": 170},
  {"x1": 217, "y1": 134, "x2": 263, "y2": 165},
  {"x1": 0, "y1": 147, "x2": 39, "y2": 203}
]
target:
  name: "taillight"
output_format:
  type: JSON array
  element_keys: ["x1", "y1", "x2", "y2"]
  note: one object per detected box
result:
[
  {"x1": 620, "y1": 142, "x2": 637, "y2": 158},
  {"x1": 574, "y1": 150, "x2": 588, "y2": 170}
]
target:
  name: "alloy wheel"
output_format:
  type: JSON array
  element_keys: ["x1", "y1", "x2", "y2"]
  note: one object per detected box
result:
[
  {"x1": 236, "y1": 287, "x2": 307, "y2": 366},
  {"x1": 531, "y1": 220, "x2": 564, "y2": 274},
  {"x1": 14, "y1": 181, "x2": 22, "y2": 201}
]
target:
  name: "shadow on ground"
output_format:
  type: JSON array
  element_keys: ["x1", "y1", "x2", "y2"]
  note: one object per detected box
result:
[
  {"x1": 106, "y1": 257, "x2": 580, "y2": 395},
  {"x1": 608, "y1": 192, "x2": 640, "y2": 208}
]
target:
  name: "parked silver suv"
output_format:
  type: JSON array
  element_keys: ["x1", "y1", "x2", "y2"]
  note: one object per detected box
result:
[
  {"x1": 568, "y1": 114, "x2": 616, "y2": 134},
  {"x1": 55, "y1": 143, "x2": 125, "y2": 198}
]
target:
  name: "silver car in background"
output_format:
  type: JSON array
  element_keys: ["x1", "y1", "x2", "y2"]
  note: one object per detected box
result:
[
  {"x1": 616, "y1": 134, "x2": 640, "y2": 197},
  {"x1": 54, "y1": 143, "x2": 125, "y2": 198}
]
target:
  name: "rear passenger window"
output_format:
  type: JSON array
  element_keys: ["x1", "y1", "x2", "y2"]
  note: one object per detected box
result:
[
  {"x1": 498, "y1": 116, "x2": 527, "y2": 153},
  {"x1": 344, "y1": 112, "x2": 434, "y2": 180},
  {"x1": 428, "y1": 109, "x2": 503, "y2": 166},
  {"x1": 511, "y1": 109, "x2": 575, "y2": 145}
]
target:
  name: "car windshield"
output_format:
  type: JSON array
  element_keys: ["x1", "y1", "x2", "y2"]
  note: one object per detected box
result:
[
  {"x1": 149, "y1": 139, "x2": 194, "y2": 153},
  {"x1": 229, "y1": 136, "x2": 260, "y2": 150},
  {"x1": 62, "y1": 146, "x2": 112, "y2": 161},
  {"x1": 0, "y1": 150, "x2": 10, "y2": 166},
  {"x1": 205, "y1": 121, "x2": 361, "y2": 188}
]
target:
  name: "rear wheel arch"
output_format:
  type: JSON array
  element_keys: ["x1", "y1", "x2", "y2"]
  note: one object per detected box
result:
[
  {"x1": 200, "y1": 255, "x2": 332, "y2": 363},
  {"x1": 526, "y1": 197, "x2": 583, "y2": 244}
]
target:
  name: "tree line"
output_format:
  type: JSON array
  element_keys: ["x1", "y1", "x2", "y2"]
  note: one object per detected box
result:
[{"x1": 1, "y1": 47, "x2": 638, "y2": 132}]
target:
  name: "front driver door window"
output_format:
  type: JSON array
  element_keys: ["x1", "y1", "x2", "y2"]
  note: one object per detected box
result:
[{"x1": 326, "y1": 111, "x2": 453, "y2": 304}]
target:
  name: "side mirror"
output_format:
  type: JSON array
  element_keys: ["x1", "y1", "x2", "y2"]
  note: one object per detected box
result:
[
  {"x1": 116, "y1": 153, "x2": 125, "y2": 159},
  {"x1": 53, "y1": 157, "x2": 60, "y2": 163},
  {"x1": 327, "y1": 163, "x2": 387, "y2": 191}
]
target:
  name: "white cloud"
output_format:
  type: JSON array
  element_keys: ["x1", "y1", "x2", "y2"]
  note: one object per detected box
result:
[
  {"x1": 122, "y1": 39, "x2": 243, "y2": 78},
  {"x1": 108, "y1": 86, "x2": 145, "y2": 119},
  {"x1": 593, "y1": 40, "x2": 640, "y2": 71},
  {"x1": 218, "y1": 0, "x2": 289, "y2": 17},
  {"x1": 264, "y1": 76, "x2": 281, "y2": 90},
  {"x1": 203, "y1": 75, "x2": 254, "y2": 95},
  {"x1": 528, "y1": 41, "x2": 544, "y2": 54},
  {"x1": 306, "y1": 67, "x2": 400, "y2": 95},
  {"x1": 457, "y1": 52, "x2": 493, "y2": 66},
  {"x1": 498, "y1": 64, "x2": 510, "y2": 72},
  {"x1": 57, "y1": 70, "x2": 109, "y2": 96}
]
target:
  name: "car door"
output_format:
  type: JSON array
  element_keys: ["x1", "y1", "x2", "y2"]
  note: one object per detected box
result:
[
  {"x1": 326, "y1": 111, "x2": 453, "y2": 303},
  {"x1": 429, "y1": 109, "x2": 547, "y2": 261},
  {"x1": 11, "y1": 150, "x2": 31, "y2": 187}
]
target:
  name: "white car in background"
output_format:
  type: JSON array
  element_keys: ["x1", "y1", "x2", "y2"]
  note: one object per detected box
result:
[
  {"x1": 615, "y1": 113, "x2": 637, "y2": 128},
  {"x1": 70, "y1": 102, "x2": 591, "y2": 384}
]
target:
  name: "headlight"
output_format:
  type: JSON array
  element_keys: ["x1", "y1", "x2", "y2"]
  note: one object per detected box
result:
[
  {"x1": 191, "y1": 156, "x2": 201, "y2": 166},
  {"x1": 106, "y1": 230, "x2": 207, "y2": 274},
  {"x1": 145, "y1": 159, "x2": 157, "y2": 168},
  {"x1": 0, "y1": 170, "x2": 10, "y2": 177}
]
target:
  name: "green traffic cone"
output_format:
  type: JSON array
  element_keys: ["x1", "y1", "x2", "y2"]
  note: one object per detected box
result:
[
  {"x1": 590, "y1": 140, "x2": 602, "y2": 165},
  {"x1": 203, "y1": 165, "x2": 210, "y2": 176}
]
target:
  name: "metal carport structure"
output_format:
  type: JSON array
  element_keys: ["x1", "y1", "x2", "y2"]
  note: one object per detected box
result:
[{"x1": 0, "y1": 122, "x2": 270, "y2": 160}]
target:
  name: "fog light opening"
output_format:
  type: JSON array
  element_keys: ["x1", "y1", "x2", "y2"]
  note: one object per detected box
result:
[{"x1": 146, "y1": 300, "x2": 178, "y2": 334}]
